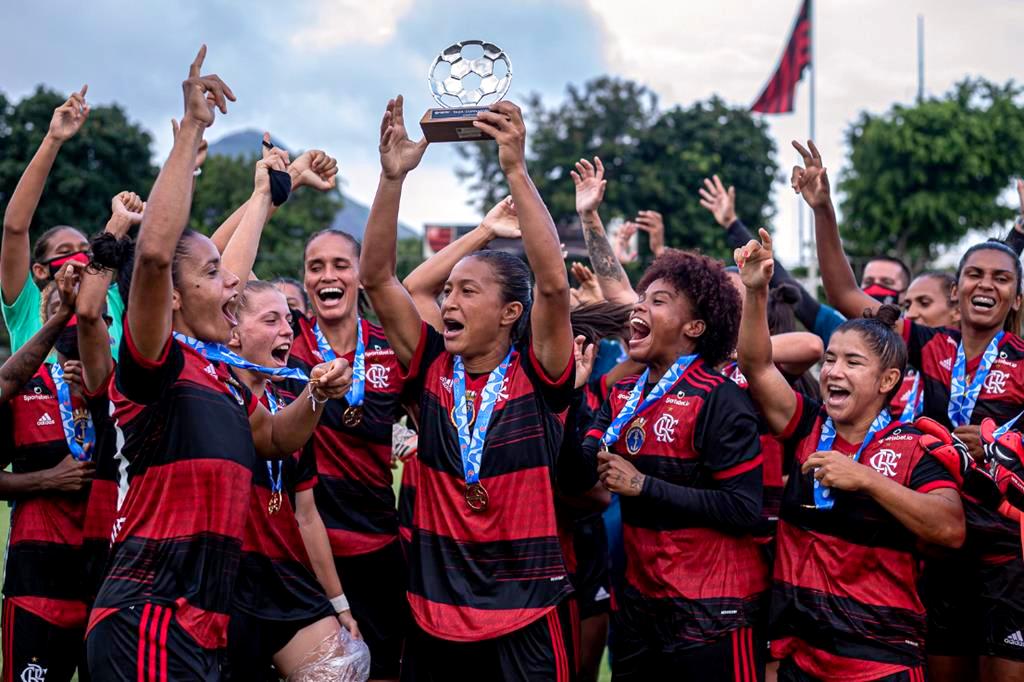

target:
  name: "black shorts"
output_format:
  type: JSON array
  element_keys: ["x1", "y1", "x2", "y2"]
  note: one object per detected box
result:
[
  {"x1": 85, "y1": 604, "x2": 221, "y2": 681},
  {"x1": 977, "y1": 557, "x2": 1024, "y2": 660},
  {"x1": 776, "y1": 658, "x2": 926, "y2": 681},
  {"x1": 225, "y1": 609, "x2": 329, "y2": 681},
  {"x1": 572, "y1": 515, "x2": 611, "y2": 621},
  {"x1": 401, "y1": 598, "x2": 577, "y2": 682},
  {"x1": 334, "y1": 540, "x2": 409, "y2": 679},
  {"x1": 2, "y1": 599, "x2": 87, "y2": 682},
  {"x1": 611, "y1": 625, "x2": 764, "y2": 682}
]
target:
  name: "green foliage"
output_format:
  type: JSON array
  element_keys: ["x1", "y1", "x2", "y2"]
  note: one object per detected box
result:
[
  {"x1": 456, "y1": 77, "x2": 778, "y2": 260},
  {"x1": 396, "y1": 237, "x2": 424, "y2": 281},
  {"x1": 839, "y1": 78, "x2": 1024, "y2": 272},
  {"x1": 0, "y1": 86, "x2": 157, "y2": 237},
  {"x1": 189, "y1": 154, "x2": 343, "y2": 280}
]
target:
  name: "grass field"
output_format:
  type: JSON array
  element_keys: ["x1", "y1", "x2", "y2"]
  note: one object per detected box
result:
[{"x1": 0, "y1": 466, "x2": 612, "y2": 681}]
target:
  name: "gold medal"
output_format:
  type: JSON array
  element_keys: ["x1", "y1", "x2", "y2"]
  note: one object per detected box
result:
[
  {"x1": 268, "y1": 491, "x2": 282, "y2": 515},
  {"x1": 465, "y1": 482, "x2": 489, "y2": 512},
  {"x1": 342, "y1": 405, "x2": 364, "y2": 428}
]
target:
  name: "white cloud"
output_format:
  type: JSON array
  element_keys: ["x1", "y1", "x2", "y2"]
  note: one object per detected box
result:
[{"x1": 290, "y1": 0, "x2": 415, "y2": 51}]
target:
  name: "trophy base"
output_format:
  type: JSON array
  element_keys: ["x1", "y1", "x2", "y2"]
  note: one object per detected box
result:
[{"x1": 420, "y1": 107, "x2": 492, "y2": 143}]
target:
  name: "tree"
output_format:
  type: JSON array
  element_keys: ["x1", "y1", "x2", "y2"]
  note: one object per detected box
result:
[
  {"x1": 189, "y1": 153, "x2": 344, "y2": 280},
  {"x1": 0, "y1": 86, "x2": 158, "y2": 238},
  {"x1": 455, "y1": 78, "x2": 777, "y2": 260},
  {"x1": 838, "y1": 78, "x2": 1024, "y2": 272}
]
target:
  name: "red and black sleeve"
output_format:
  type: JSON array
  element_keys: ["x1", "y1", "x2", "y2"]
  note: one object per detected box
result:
[{"x1": 115, "y1": 323, "x2": 184, "y2": 405}]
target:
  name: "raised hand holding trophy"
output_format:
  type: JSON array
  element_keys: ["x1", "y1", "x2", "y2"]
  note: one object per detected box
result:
[{"x1": 420, "y1": 40, "x2": 513, "y2": 143}]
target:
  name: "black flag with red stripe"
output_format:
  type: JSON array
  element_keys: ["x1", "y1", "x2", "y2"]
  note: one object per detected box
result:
[{"x1": 751, "y1": 0, "x2": 811, "y2": 114}]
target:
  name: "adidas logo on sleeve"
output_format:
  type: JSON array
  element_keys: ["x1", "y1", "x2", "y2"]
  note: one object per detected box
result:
[
  {"x1": 1005, "y1": 630, "x2": 1024, "y2": 648},
  {"x1": 36, "y1": 413, "x2": 55, "y2": 427}
]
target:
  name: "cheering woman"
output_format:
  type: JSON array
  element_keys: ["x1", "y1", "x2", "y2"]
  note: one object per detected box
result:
[
  {"x1": 796, "y1": 138, "x2": 1024, "y2": 682},
  {"x1": 361, "y1": 95, "x2": 579, "y2": 681},
  {"x1": 83, "y1": 47, "x2": 352, "y2": 681}
]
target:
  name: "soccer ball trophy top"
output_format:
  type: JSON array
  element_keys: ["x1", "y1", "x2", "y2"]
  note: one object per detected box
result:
[{"x1": 420, "y1": 40, "x2": 513, "y2": 143}]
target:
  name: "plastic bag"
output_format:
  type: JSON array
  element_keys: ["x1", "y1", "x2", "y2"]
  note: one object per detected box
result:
[{"x1": 286, "y1": 626, "x2": 370, "y2": 682}]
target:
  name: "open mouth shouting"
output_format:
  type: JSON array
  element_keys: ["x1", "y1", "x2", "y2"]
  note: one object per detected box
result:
[
  {"x1": 442, "y1": 316, "x2": 466, "y2": 341},
  {"x1": 628, "y1": 316, "x2": 651, "y2": 350},
  {"x1": 825, "y1": 383, "x2": 852, "y2": 410},
  {"x1": 222, "y1": 294, "x2": 239, "y2": 327},
  {"x1": 270, "y1": 341, "x2": 291, "y2": 367}
]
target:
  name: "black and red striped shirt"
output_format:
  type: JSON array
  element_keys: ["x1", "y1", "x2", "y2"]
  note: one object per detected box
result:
[
  {"x1": 88, "y1": 328, "x2": 258, "y2": 650},
  {"x1": 81, "y1": 369, "x2": 122, "y2": 603},
  {"x1": 284, "y1": 314, "x2": 405, "y2": 557},
  {"x1": 771, "y1": 392, "x2": 956, "y2": 680},
  {"x1": 402, "y1": 323, "x2": 575, "y2": 641},
  {"x1": 1, "y1": 363, "x2": 112, "y2": 629},
  {"x1": 231, "y1": 382, "x2": 332, "y2": 623},
  {"x1": 903, "y1": 321, "x2": 1024, "y2": 562},
  {"x1": 582, "y1": 359, "x2": 768, "y2": 648}
]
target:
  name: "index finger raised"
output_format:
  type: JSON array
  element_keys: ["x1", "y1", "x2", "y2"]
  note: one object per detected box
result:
[{"x1": 190, "y1": 44, "x2": 207, "y2": 78}]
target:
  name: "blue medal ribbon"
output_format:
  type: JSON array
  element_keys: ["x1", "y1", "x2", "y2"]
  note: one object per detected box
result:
[
  {"x1": 49, "y1": 363, "x2": 94, "y2": 462},
  {"x1": 313, "y1": 318, "x2": 364, "y2": 408},
  {"x1": 813, "y1": 409, "x2": 892, "y2": 509},
  {"x1": 263, "y1": 387, "x2": 284, "y2": 501},
  {"x1": 172, "y1": 332, "x2": 310, "y2": 382},
  {"x1": 601, "y1": 354, "x2": 698, "y2": 449},
  {"x1": 452, "y1": 349, "x2": 513, "y2": 487},
  {"x1": 899, "y1": 372, "x2": 922, "y2": 422},
  {"x1": 948, "y1": 332, "x2": 1004, "y2": 428}
]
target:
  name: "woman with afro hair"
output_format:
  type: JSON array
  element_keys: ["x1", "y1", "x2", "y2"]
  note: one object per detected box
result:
[{"x1": 581, "y1": 247, "x2": 770, "y2": 680}]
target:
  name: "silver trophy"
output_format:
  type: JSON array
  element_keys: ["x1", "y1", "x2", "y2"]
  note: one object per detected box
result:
[{"x1": 420, "y1": 40, "x2": 513, "y2": 143}]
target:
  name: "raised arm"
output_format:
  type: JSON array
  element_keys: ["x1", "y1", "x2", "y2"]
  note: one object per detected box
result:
[
  {"x1": 735, "y1": 229, "x2": 799, "y2": 434},
  {"x1": 572, "y1": 157, "x2": 637, "y2": 305},
  {"x1": 128, "y1": 46, "x2": 235, "y2": 361},
  {"x1": 402, "y1": 196, "x2": 521, "y2": 330},
  {"x1": 771, "y1": 332, "x2": 824, "y2": 378},
  {"x1": 359, "y1": 96, "x2": 430, "y2": 368},
  {"x1": 220, "y1": 144, "x2": 290, "y2": 281},
  {"x1": 792, "y1": 140, "x2": 880, "y2": 320},
  {"x1": 0, "y1": 262, "x2": 79, "y2": 402},
  {"x1": 475, "y1": 102, "x2": 573, "y2": 376},
  {"x1": 2, "y1": 86, "x2": 89, "y2": 305}
]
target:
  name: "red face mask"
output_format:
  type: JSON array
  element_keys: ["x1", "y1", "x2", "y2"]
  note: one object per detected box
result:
[
  {"x1": 44, "y1": 251, "x2": 89, "y2": 278},
  {"x1": 863, "y1": 283, "x2": 901, "y2": 305}
]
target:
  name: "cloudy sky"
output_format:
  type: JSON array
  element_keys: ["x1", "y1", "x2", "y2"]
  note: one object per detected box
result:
[{"x1": 4, "y1": 0, "x2": 1022, "y2": 265}]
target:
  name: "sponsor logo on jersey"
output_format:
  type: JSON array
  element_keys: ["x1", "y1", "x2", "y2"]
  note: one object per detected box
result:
[
  {"x1": 1005, "y1": 630, "x2": 1024, "y2": 648},
  {"x1": 203, "y1": 364, "x2": 218, "y2": 378},
  {"x1": 940, "y1": 357, "x2": 953, "y2": 371}
]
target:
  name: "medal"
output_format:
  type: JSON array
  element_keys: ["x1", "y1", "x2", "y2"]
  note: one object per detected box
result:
[
  {"x1": 625, "y1": 418, "x2": 646, "y2": 455},
  {"x1": 268, "y1": 491, "x2": 282, "y2": 515},
  {"x1": 453, "y1": 351, "x2": 513, "y2": 513},
  {"x1": 811, "y1": 409, "x2": 892, "y2": 510},
  {"x1": 465, "y1": 482, "x2": 489, "y2": 512},
  {"x1": 342, "y1": 405, "x2": 364, "y2": 428},
  {"x1": 264, "y1": 389, "x2": 286, "y2": 515},
  {"x1": 49, "y1": 363, "x2": 94, "y2": 462},
  {"x1": 313, "y1": 317, "x2": 366, "y2": 425}
]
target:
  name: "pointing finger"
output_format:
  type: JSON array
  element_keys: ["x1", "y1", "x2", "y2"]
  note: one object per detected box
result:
[{"x1": 190, "y1": 44, "x2": 207, "y2": 78}]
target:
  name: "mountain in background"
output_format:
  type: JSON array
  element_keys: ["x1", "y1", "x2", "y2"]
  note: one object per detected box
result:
[{"x1": 208, "y1": 129, "x2": 419, "y2": 240}]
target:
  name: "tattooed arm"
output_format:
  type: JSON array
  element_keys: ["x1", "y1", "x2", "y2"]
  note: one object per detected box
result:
[
  {"x1": 0, "y1": 262, "x2": 79, "y2": 403},
  {"x1": 572, "y1": 157, "x2": 637, "y2": 305}
]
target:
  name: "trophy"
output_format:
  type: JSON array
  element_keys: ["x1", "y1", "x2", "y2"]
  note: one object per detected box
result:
[{"x1": 421, "y1": 40, "x2": 513, "y2": 143}]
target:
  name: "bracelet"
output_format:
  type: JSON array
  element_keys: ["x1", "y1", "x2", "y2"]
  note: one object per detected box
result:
[
  {"x1": 308, "y1": 383, "x2": 329, "y2": 412},
  {"x1": 330, "y1": 594, "x2": 350, "y2": 613}
]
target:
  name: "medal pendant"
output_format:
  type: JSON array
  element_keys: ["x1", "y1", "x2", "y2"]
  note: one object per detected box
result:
[
  {"x1": 465, "y1": 482, "x2": 489, "y2": 512},
  {"x1": 268, "y1": 491, "x2": 282, "y2": 515},
  {"x1": 342, "y1": 405, "x2": 364, "y2": 428}
]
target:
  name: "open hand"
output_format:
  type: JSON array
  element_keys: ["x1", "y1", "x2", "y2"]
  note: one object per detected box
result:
[
  {"x1": 481, "y1": 196, "x2": 521, "y2": 239},
  {"x1": 598, "y1": 450, "x2": 645, "y2": 496},
  {"x1": 613, "y1": 222, "x2": 638, "y2": 264},
  {"x1": 733, "y1": 228, "x2": 774, "y2": 291},
  {"x1": 635, "y1": 210, "x2": 665, "y2": 256},
  {"x1": 573, "y1": 335, "x2": 597, "y2": 389},
  {"x1": 698, "y1": 175, "x2": 737, "y2": 228},
  {"x1": 48, "y1": 85, "x2": 90, "y2": 142},
  {"x1": 570, "y1": 262, "x2": 603, "y2": 306},
  {"x1": 181, "y1": 45, "x2": 236, "y2": 129},
  {"x1": 474, "y1": 101, "x2": 527, "y2": 175},
  {"x1": 791, "y1": 140, "x2": 831, "y2": 209},
  {"x1": 571, "y1": 157, "x2": 607, "y2": 215},
  {"x1": 379, "y1": 95, "x2": 429, "y2": 181}
]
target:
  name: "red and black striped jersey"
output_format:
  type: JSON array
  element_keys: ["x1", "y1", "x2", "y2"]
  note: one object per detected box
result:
[
  {"x1": 583, "y1": 359, "x2": 768, "y2": 648},
  {"x1": 402, "y1": 323, "x2": 576, "y2": 641},
  {"x1": 232, "y1": 382, "x2": 332, "y2": 623},
  {"x1": 888, "y1": 370, "x2": 920, "y2": 420},
  {"x1": 0, "y1": 363, "x2": 112, "y2": 629},
  {"x1": 903, "y1": 321, "x2": 1024, "y2": 562},
  {"x1": 284, "y1": 314, "x2": 405, "y2": 557},
  {"x1": 88, "y1": 328, "x2": 258, "y2": 650},
  {"x1": 81, "y1": 368, "x2": 121, "y2": 603},
  {"x1": 771, "y1": 392, "x2": 956, "y2": 679}
]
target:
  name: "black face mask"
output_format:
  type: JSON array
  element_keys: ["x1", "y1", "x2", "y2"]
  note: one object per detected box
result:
[
  {"x1": 54, "y1": 325, "x2": 80, "y2": 361},
  {"x1": 269, "y1": 168, "x2": 292, "y2": 207}
]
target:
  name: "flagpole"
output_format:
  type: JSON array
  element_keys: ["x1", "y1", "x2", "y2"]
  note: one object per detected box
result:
[{"x1": 805, "y1": 0, "x2": 818, "y2": 293}]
